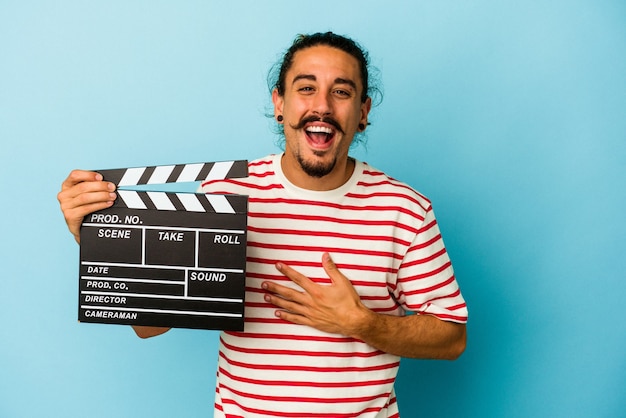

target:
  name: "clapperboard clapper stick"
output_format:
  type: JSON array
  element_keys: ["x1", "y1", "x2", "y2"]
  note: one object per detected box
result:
[{"x1": 78, "y1": 160, "x2": 248, "y2": 331}]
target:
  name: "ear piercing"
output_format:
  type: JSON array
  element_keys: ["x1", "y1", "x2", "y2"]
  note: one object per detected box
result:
[{"x1": 277, "y1": 115, "x2": 284, "y2": 122}]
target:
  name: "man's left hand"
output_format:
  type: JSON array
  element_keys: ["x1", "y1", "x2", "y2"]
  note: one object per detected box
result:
[{"x1": 262, "y1": 252, "x2": 371, "y2": 336}]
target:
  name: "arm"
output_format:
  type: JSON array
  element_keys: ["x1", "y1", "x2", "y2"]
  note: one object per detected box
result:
[
  {"x1": 350, "y1": 307, "x2": 466, "y2": 360},
  {"x1": 262, "y1": 252, "x2": 466, "y2": 359},
  {"x1": 58, "y1": 170, "x2": 171, "y2": 339},
  {"x1": 132, "y1": 325, "x2": 171, "y2": 339}
]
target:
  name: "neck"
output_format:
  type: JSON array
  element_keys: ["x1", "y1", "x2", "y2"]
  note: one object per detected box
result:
[{"x1": 280, "y1": 154, "x2": 355, "y2": 191}]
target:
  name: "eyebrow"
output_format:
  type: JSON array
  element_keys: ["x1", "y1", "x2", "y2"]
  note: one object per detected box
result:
[{"x1": 292, "y1": 74, "x2": 358, "y2": 91}]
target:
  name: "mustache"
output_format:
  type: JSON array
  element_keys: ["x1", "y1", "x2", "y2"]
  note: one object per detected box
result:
[{"x1": 290, "y1": 115, "x2": 345, "y2": 135}]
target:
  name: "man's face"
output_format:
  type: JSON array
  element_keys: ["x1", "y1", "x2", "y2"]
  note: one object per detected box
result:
[{"x1": 273, "y1": 45, "x2": 371, "y2": 187}]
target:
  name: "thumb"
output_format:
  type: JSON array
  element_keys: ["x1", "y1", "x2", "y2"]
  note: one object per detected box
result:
[{"x1": 322, "y1": 252, "x2": 344, "y2": 284}]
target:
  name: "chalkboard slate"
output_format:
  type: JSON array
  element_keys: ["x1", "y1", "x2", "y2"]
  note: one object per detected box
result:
[{"x1": 78, "y1": 161, "x2": 248, "y2": 331}]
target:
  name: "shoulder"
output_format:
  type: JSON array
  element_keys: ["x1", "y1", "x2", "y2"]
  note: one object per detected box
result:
[
  {"x1": 246, "y1": 155, "x2": 276, "y2": 177},
  {"x1": 352, "y1": 161, "x2": 433, "y2": 214},
  {"x1": 200, "y1": 154, "x2": 280, "y2": 194}
]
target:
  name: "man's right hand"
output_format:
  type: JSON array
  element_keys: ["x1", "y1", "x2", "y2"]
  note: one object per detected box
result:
[
  {"x1": 58, "y1": 170, "x2": 172, "y2": 339},
  {"x1": 57, "y1": 170, "x2": 117, "y2": 243}
]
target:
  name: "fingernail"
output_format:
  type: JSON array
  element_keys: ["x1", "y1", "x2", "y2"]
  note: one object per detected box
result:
[
  {"x1": 275, "y1": 262, "x2": 283, "y2": 270},
  {"x1": 107, "y1": 183, "x2": 116, "y2": 191}
]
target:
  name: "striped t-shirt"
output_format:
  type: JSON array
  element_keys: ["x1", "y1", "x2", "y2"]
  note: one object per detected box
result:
[{"x1": 201, "y1": 153, "x2": 468, "y2": 418}]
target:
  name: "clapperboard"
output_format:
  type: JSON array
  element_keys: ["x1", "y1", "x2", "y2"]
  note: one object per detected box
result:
[{"x1": 78, "y1": 160, "x2": 248, "y2": 331}]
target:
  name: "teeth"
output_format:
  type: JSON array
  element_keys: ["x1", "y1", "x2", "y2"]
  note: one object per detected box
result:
[{"x1": 306, "y1": 126, "x2": 333, "y2": 134}]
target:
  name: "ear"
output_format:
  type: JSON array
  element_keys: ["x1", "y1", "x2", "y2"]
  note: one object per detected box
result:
[
  {"x1": 272, "y1": 88, "x2": 284, "y2": 119},
  {"x1": 359, "y1": 97, "x2": 372, "y2": 131}
]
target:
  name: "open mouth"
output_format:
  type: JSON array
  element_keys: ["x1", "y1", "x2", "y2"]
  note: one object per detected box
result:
[{"x1": 305, "y1": 125, "x2": 335, "y2": 147}]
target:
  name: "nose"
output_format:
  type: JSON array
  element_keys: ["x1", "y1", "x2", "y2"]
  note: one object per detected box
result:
[{"x1": 311, "y1": 91, "x2": 332, "y2": 116}]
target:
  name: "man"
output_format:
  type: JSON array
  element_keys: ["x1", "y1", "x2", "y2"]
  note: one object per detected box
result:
[{"x1": 58, "y1": 32, "x2": 467, "y2": 417}]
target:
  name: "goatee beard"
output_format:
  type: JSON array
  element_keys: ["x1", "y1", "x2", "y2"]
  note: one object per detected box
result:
[{"x1": 297, "y1": 152, "x2": 337, "y2": 178}]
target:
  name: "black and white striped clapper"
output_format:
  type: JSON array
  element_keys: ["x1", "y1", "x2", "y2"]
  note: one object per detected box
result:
[{"x1": 79, "y1": 160, "x2": 248, "y2": 331}]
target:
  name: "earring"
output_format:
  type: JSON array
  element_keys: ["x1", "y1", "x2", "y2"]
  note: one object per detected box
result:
[
  {"x1": 277, "y1": 115, "x2": 284, "y2": 122},
  {"x1": 358, "y1": 123, "x2": 366, "y2": 131}
]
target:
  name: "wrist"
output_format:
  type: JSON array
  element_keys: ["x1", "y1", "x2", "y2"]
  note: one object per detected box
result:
[{"x1": 347, "y1": 303, "x2": 376, "y2": 341}]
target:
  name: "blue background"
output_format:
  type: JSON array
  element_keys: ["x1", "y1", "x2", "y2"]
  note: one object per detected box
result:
[{"x1": 1, "y1": 1, "x2": 625, "y2": 417}]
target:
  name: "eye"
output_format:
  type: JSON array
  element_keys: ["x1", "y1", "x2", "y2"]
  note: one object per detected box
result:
[
  {"x1": 333, "y1": 89, "x2": 352, "y2": 98},
  {"x1": 297, "y1": 86, "x2": 315, "y2": 94}
]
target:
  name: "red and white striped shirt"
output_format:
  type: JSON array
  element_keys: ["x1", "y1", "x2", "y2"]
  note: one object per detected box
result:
[{"x1": 201, "y1": 154, "x2": 467, "y2": 418}]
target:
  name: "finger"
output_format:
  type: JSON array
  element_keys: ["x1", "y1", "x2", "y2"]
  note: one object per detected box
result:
[
  {"x1": 64, "y1": 200, "x2": 115, "y2": 221},
  {"x1": 58, "y1": 171, "x2": 116, "y2": 203},
  {"x1": 58, "y1": 183, "x2": 117, "y2": 240},
  {"x1": 262, "y1": 281, "x2": 306, "y2": 302},
  {"x1": 58, "y1": 188, "x2": 117, "y2": 213},
  {"x1": 61, "y1": 170, "x2": 104, "y2": 190},
  {"x1": 263, "y1": 292, "x2": 306, "y2": 314},
  {"x1": 275, "y1": 261, "x2": 316, "y2": 292},
  {"x1": 273, "y1": 309, "x2": 311, "y2": 327},
  {"x1": 60, "y1": 180, "x2": 116, "y2": 203},
  {"x1": 321, "y1": 252, "x2": 336, "y2": 273},
  {"x1": 321, "y1": 252, "x2": 348, "y2": 285},
  {"x1": 59, "y1": 169, "x2": 115, "y2": 208}
]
